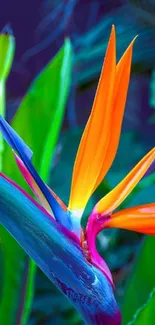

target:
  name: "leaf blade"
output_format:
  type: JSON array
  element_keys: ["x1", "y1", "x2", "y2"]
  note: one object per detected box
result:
[{"x1": 122, "y1": 237, "x2": 155, "y2": 325}]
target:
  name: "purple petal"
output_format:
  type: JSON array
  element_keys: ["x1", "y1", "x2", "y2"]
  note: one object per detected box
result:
[{"x1": 0, "y1": 116, "x2": 32, "y2": 159}]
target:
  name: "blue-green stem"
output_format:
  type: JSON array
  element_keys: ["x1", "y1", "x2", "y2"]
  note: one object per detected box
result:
[{"x1": 0, "y1": 80, "x2": 5, "y2": 169}]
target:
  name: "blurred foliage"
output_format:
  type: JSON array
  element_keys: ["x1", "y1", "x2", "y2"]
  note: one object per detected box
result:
[{"x1": 24, "y1": 0, "x2": 155, "y2": 85}]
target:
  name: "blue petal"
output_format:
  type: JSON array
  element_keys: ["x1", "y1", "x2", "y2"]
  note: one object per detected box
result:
[
  {"x1": 0, "y1": 116, "x2": 71, "y2": 228},
  {"x1": 0, "y1": 116, "x2": 33, "y2": 159},
  {"x1": 0, "y1": 175, "x2": 121, "y2": 325}
]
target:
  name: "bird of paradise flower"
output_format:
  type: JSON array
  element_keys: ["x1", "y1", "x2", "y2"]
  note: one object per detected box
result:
[{"x1": 0, "y1": 26, "x2": 155, "y2": 325}]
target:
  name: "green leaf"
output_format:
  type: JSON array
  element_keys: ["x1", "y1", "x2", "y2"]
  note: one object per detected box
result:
[
  {"x1": 0, "y1": 27, "x2": 15, "y2": 81},
  {"x1": 127, "y1": 287, "x2": 155, "y2": 325},
  {"x1": 0, "y1": 39, "x2": 72, "y2": 325},
  {"x1": 0, "y1": 26, "x2": 15, "y2": 169},
  {"x1": 122, "y1": 236, "x2": 155, "y2": 325}
]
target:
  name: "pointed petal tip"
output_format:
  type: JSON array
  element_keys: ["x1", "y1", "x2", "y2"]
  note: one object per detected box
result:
[
  {"x1": 149, "y1": 147, "x2": 155, "y2": 157},
  {"x1": 111, "y1": 24, "x2": 115, "y2": 33},
  {"x1": 130, "y1": 35, "x2": 138, "y2": 46},
  {"x1": 0, "y1": 24, "x2": 13, "y2": 36},
  {"x1": 109, "y1": 24, "x2": 116, "y2": 43},
  {"x1": 117, "y1": 35, "x2": 137, "y2": 69},
  {"x1": 126, "y1": 35, "x2": 137, "y2": 55}
]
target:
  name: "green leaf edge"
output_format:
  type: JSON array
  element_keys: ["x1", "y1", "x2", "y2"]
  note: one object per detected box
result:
[{"x1": 127, "y1": 287, "x2": 155, "y2": 325}]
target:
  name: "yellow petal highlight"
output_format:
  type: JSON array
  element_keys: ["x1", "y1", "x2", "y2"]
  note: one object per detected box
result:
[
  {"x1": 96, "y1": 147, "x2": 155, "y2": 215},
  {"x1": 93, "y1": 37, "x2": 137, "y2": 190},
  {"x1": 68, "y1": 26, "x2": 116, "y2": 212},
  {"x1": 104, "y1": 204, "x2": 155, "y2": 235}
]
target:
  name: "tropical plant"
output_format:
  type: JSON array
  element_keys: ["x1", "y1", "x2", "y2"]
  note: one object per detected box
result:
[{"x1": 1, "y1": 26, "x2": 155, "y2": 324}]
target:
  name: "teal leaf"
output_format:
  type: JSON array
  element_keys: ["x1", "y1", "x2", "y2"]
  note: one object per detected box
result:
[
  {"x1": 74, "y1": 4, "x2": 155, "y2": 86},
  {"x1": 149, "y1": 69, "x2": 155, "y2": 109}
]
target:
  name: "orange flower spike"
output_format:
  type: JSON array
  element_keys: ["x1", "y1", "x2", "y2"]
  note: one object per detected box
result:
[
  {"x1": 69, "y1": 28, "x2": 137, "y2": 220},
  {"x1": 68, "y1": 26, "x2": 116, "y2": 214},
  {"x1": 93, "y1": 36, "x2": 137, "y2": 190},
  {"x1": 95, "y1": 147, "x2": 155, "y2": 217},
  {"x1": 104, "y1": 204, "x2": 155, "y2": 234}
]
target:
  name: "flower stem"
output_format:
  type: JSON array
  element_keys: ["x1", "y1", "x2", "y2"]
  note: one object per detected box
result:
[{"x1": 0, "y1": 80, "x2": 5, "y2": 170}]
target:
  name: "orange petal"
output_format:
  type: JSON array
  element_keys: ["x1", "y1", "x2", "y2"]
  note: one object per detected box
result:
[
  {"x1": 96, "y1": 147, "x2": 155, "y2": 215},
  {"x1": 93, "y1": 37, "x2": 137, "y2": 190},
  {"x1": 68, "y1": 26, "x2": 116, "y2": 213},
  {"x1": 104, "y1": 204, "x2": 155, "y2": 235},
  {"x1": 14, "y1": 152, "x2": 67, "y2": 214}
]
